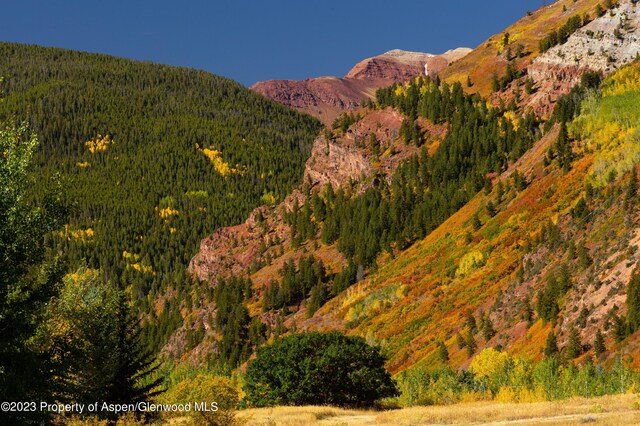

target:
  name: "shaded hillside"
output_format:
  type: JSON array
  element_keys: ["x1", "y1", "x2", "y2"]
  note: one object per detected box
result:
[
  {"x1": 251, "y1": 49, "x2": 470, "y2": 125},
  {"x1": 0, "y1": 42, "x2": 321, "y2": 351}
]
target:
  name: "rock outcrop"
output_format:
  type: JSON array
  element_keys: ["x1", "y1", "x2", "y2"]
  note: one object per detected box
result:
[
  {"x1": 526, "y1": 0, "x2": 640, "y2": 116},
  {"x1": 188, "y1": 108, "x2": 427, "y2": 285}
]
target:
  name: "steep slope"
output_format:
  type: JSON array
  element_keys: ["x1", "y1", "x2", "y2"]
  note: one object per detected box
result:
[
  {"x1": 185, "y1": 0, "x2": 640, "y2": 377},
  {"x1": 442, "y1": 0, "x2": 619, "y2": 97},
  {"x1": 0, "y1": 42, "x2": 321, "y2": 351},
  {"x1": 303, "y1": 60, "x2": 640, "y2": 374},
  {"x1": 251, "y1": 49, "x2": 470, "y2": 125}
]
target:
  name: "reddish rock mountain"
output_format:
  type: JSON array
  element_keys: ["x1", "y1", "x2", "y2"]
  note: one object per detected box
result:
[{"x1": 251, "y1": 48, "x2": 470, "y2": 125}]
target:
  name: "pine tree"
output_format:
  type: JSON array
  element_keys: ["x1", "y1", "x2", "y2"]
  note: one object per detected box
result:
[
  {"x1": 624, "y1": 171, "x2": 638, "y2": 210},
  {"x1": 466, "y1": 331, "x2": 477, "y2": 357},
  {"x1": 456, "y1": 332, "x2": 466, "y2": 350},
  {"x1": 437, "y1": 341, "x2": 449, "y2": 363},
  {"x1": 486, "y1": 201, "x2": 497, "y2": 217},
  {"x1": 466, "y1": 311, "x2": 478, "y2": 334},
  {"x1": 594, "y1": 330, "x2": 606, "y2": 357},
  {"x1": 482, "y1": 316, "x2": 496, "y2": 341},
  {"x1": 626, "y1": 268, "x2": 640, "y2": 333},
  {"x1": 544, "y1": 330, "x2": 559, "y2": 357},
  {"x1": 556, "y1": 122, "x2": 573, "y2": 172},
  {"x1": 566, "y1": 326, "x2": 583, "y2": 358},
  {"x1": 472, "y1": 213, "x2": 482, "y2": 231}
]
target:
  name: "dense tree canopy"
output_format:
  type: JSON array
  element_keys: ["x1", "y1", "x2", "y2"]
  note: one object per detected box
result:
[
  {"x1": 0, "y1": 42, "x2": 321, "y2": 352},
  {"x1": 244, "y1": 332, "x2": 398, "y2": 407}
]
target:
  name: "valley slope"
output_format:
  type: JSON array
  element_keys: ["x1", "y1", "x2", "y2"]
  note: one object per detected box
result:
[{"x1": 187, "y1": 0, "x2": 640, "y2": 376}]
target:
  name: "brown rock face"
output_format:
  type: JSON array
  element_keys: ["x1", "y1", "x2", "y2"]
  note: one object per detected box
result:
[
  {"x1": 188, "y1": 108, "x2": 429, "y2": 285},
  {"x1": 251, "y1": 48, "x2": 470, "y2": 125}
]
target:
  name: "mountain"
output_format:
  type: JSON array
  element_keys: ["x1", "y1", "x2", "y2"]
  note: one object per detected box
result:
[
  {"x1": 251, "y1": 48, "x2": 471, "y2": 125},
  {"x1": 0, "y1": 42, "x2": 321, "y2": 351},
  {"x1": 185, "y1": 0, "x2": 640, "y2": 377}
]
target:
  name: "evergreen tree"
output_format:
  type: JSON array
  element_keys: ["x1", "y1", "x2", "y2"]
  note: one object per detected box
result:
[
  {"x1": 437, "y1": 341, "x2": 449, "y2": 364},
  {"x1": 486, "y1": 200, "x2": 497, "y2": 217},
  {"x1": 566, "y1": 326, "x2": 583, "y2": 359},
  {"x1": 556, "y1": 122, "x2": 573, "y2": 172},
  {"x1": 0, "y1": 123, "x2": 65, "y2": 424},
  {"x1": 594, "y1": 330, "x2": 606, "y2": 357},
  {"x1": 544, "y1": 331, "x2": 559, "y2": 357},
  {"x1": 626, "y1": 268, "x2": 640, "y2": 333},
  {"x1": 482, "y1": 316, "x2": 496, "y2": 341},
  {"x1": 624, "y1": 171, "x2": 638, "y2": 210},
  {"x1": 43, "y1": 267, "x2": 162, "y2": 419},
  {"x1": 472, "y1": 213, "x2": 482, "y2": 231},
  {"x1": 465, "y1": 331, "x2": 477, "y2": 357},
  {"x1": 456, "y1": 332, "x2": 466, "y2": 350},
  {"x1": 466, "y1": 311, "x2": 478, "y2": 334}
]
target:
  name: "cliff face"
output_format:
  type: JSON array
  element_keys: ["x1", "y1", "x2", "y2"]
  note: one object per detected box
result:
[
  {"x1": 526, "y1": 0, "x2": 640, "y2": 116},
  {"x1": 251, "y1": 49, "x2": 470, "y2": 125},
  {"x1": 188, "y1": 108, "x2": 418, "y2": 285}
]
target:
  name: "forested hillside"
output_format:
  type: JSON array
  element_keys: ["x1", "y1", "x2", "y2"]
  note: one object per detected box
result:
[{"x1": 0, "y1": 42, "x2": 321, "y2": 350}]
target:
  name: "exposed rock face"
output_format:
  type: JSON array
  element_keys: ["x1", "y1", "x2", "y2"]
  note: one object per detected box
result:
[
  {"x1": 251, "y1": 48, "x2": 470, "y2": 125},
  {"x1": 526, "y1": 0, "x2": 640, "y2": 116},
  {"x1": 188, "y1": 108, "x2": 426, "y2": 284}
]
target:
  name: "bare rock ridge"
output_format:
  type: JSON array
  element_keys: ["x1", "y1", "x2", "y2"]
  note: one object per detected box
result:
[
  {"x1": 525, "y1": 0, "x2": 640, "y2": 116},
  {"x1": 251, "y1": 48, "x2": 471, "y2": 124}
]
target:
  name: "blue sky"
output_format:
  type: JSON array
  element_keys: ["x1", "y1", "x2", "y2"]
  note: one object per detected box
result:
[{"x1": 1, "y1": 0, "x2": 548, "y2": 86}]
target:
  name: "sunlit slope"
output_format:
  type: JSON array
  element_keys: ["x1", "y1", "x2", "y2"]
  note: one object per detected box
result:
[
  {"x1": 441, "y1": 0, "x2": 604, "y2": 96},
  {"x1": 307, "y1": 61, "x2": 640, "y2": 373}
]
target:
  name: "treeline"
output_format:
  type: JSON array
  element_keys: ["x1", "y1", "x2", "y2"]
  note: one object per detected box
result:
[
  {"x1": 0, "y1": 42, "x2": 321, "y2": 352},
  {"x1": 398, "y1": 348, "x2": 638, "y2": 406}
]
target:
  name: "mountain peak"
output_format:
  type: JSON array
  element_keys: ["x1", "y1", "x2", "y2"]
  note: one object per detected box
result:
[{"x1": 252, "y1": 47, "x2": 470, "y2": 124}]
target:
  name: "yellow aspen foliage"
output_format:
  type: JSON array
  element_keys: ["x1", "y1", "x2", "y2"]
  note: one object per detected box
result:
[
  {"x1": 601, "y1": 62, "x2": 640, "y2": 97},
  {"x1": 260, "y1": 191, "x2": 276, "y2": 205},
  {"x1": 455, "y1": 250, "x2": 485, "y2": 277},
  {"x1": 160, "y1": 374, "x2": 240, "y2": 426},
  {"x1": 157, "y1": 206, "x2": 179, "y2": 219},
  {"x1": 85, "y1": 133, "x2": 114, "y2": 154},
  {"x1": 503, "y1": 111, "x2": 519, "y2": 130},
  {"x1": 198, "y1": 145, "x2": 247, "y2": 177},
  {"x1": 130, "y1": 262, "x2": 153, "y2": 275},
  {"x1": 469, "y1": 348, "x2": 511, "y2": 380},
  {"x1": 55, "y1": 224, "x2": 95, "y2": 241},
  {"x1": 570, "y1": 63, "x2": 640, "y2": 186}
]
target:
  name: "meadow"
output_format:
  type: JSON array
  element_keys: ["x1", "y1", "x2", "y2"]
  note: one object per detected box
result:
[{"x1": 238, "y1": 394, "x2": 640, "y2": 425}]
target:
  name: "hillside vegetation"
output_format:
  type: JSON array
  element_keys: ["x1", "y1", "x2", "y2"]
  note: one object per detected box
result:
[{"x1": 0, "y1": 42, "x2": 321, "y2": 350}]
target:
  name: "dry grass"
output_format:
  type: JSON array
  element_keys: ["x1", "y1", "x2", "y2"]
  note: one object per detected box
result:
[{"x1": 238, "y1": 394, "x2": 640, "y2": 425}]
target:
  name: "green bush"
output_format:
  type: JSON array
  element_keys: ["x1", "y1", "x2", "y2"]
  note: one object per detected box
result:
[{"x1": 244, "y1": 331, "x2": 398, "y2": 407}]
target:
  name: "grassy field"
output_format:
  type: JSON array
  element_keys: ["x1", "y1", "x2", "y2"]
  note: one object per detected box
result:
[{"x1": 238, "y1": 394, "x2": 640, "y2": 425}]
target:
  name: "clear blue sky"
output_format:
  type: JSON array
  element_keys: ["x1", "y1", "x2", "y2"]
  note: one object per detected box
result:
[{"x1": 1, "y1": 0, "x2": 549, "y2": 86}]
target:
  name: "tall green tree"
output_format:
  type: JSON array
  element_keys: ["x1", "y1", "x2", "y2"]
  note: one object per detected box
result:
[
  {"x1": 627, "y1": 267, "x2": 640, "y2": 333},
  {"x1": 43, "y1": 267, "x2": 162, "y2": 419},
  {"x1": 0, "y1": 123, "x2": 64, "y2": 423}
]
